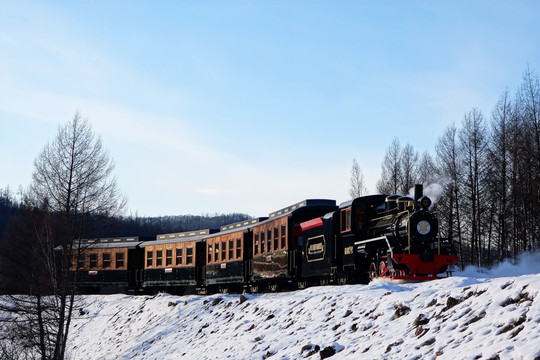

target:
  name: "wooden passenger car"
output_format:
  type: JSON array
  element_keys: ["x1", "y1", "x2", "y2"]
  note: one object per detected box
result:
[
  {"x1": 71, "y1": 237, "x2": 143, "y2": 293},
  {"x1": 250, "y1": 199, "x2": 337, "y2": 291},
  {"x1": 203, "y1": 218, "x2": 266, "y2": 293},
  {"x1": 141, "y1": 229, "x2": 216, "y2": 293}
]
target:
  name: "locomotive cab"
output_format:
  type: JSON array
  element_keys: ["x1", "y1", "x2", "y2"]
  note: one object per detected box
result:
[{"x1": 336, "y1": 195, "x2": 388, "y2": 283}]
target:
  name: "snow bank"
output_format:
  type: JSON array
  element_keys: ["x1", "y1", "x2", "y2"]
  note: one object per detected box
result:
[{"x1": 67, "y1": 272, "x2": 540, "y2": 360}]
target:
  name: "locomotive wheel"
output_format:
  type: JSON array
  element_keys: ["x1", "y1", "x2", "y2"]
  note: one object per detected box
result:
[
  {"x1": 369, "y1": 262, "x2": 378, "y2": 280},
  {"x1": 379, "y1": 261, "x2": 388, "y2": 277}
]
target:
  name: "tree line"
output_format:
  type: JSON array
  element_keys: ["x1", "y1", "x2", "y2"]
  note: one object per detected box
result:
[{"x1": 354, "y1": 66, "x2": 540, "y2": 269}]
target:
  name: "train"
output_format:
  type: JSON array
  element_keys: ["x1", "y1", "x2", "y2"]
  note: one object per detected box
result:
[{"x1": 71, "y1": 184, "x2": 457, "y2": 294}]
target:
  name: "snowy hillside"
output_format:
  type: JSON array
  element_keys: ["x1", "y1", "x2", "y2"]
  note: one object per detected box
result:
[{"x1": 68, "y1": 255, "x2": 540, "y2": 360}]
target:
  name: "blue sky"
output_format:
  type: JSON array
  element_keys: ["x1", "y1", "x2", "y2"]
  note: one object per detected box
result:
[{"x1": 1, "y1": 1, "x2": 539, "y2": 217}]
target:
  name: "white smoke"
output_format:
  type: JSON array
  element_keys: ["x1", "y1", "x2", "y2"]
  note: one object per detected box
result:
[
  {"x1": 407, "y1": 183, "x2": 444, "y2": 207},
  {"x1": 423, "y1": 183, "x2": 444, "y2": 206},
  {"x1": 459, "y1": 252, "x2": 540, "y2": 278}
]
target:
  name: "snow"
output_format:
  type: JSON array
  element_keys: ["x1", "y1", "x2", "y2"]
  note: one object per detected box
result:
[{"x1": 63, "y1": 256, "x2": 540, "y2": 359}]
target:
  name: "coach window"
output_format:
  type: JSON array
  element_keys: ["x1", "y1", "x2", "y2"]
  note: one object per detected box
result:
[
  {"x1": 236, "y1": 238, "x2": 242, "y2": 258},
  {"x1": 186, "y1": 247, "x2": 193, "y2": 265},
  {"x1": 166, "y1": 249, "x2": 173, "y2": 266},
  {"x1": 156, "y1": 250, "x2": 163, "y2": 266},
  {"x1": 221, "y1": 241, "x2": 227, "y2": 261},
  {"x1": 356, "y1": 207, "x2": 367, "y2": 232},
  {"x1": 176, "y1": 247, "x2": 183, "y2": 266},
  {"x1": 103, "y1": 253, "x2": 111, "y2": 268},
  {"x1": 228, "y1": 240, "x2": 234, "y2": 260},
  {"x1": 254, "y1": 234, "x2": 259, "y2": 255},
  {"x1": 90, "y1": 253, "x2": 98, "y2": 268},
  {"x1": 147, "y1": 251, "x2": 153, "y2": 267},
  {"x1": 261, "y1": 232, "x2": 266, "y2": 254},
  {"x1": 208, "y1": 244, "x2": 213, "y2": 263},
  {"x1": 281, "y1": 225, "x2": 287, "y2": 249},
  {"x1": 267, "y1": 229, "x2": 272, "y2": 252},
  {"x1": 341, "y1": 208, "x2": 351, "y2": 232},
  {"x1": 77, "y1": 253, "x2": 85, "y2": 269},
  {"x1": 115, "y1": 252, "x2": 124, "y2": 268},
  {"x1": 274, "y1": 227, "x2": 279, "y2": 250},
  {"x1": 215, "y1": 242, "x2": 220, "y2": 261}
]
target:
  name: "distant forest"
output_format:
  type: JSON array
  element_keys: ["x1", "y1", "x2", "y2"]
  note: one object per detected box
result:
[{"x1": 0, "y1": 188, "x2": 249, "y2": 244}]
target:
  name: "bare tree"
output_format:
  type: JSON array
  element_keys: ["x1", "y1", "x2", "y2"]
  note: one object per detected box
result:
[
  {"x1": 436, "y1": 124, "x2": 465, "y2": 268},
  {"x1": 518, "y1": 66, "x2": 540, "y2": 170},
  {"x1": 377, "y1": 137, "x2": 401, "y2": 194},
  {"x1": 31, "y1": 114, "x2": 125, "y2": 218},
  {"x1": 487, "y1": 90, "x2": 513, "y2": 263},
  {"x1": 1, "y1": 113, "x2": 125, "y2": 360},
  {"x1": 459, "y1": 108, "x2": 488, "y2": 267},
  {"x1": 516, "y1": 66, "x2": 540, "y2": 254},
  {"x1": 399, "y1": 143, "x2": 419, "y2": 194},
  {"x1": 417, "y1": 151, "x2": 437, "y2": 185},
  {"x1": 348, "y1": 158, "x2": 368, "y2": 198}
]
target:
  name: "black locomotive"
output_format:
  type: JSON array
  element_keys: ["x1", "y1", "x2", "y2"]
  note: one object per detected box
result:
[{"x1": 71, "y1": 184, "x2": 457, "y2": 294}]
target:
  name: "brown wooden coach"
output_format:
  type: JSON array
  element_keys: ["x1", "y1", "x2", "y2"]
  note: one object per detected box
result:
[
  {"x1": 250, "y1": 199, "x2": 337, "y2": 292},
  {"x1": 141, "y1": 229, "x2": 216, "y2": 293},
  {"x1": 203, "y1": 218, "x2": 266, "y2": 293},
  {"x1": 71, "y1": 237, "x2": 143, "y2": 293}
]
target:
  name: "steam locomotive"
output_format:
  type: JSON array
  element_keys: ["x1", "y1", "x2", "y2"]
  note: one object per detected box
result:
[{"x1": 72, "y1": 184, "x2": 457, "y2": 294}]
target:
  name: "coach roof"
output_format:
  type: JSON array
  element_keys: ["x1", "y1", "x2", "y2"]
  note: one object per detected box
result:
[
  {"x1": 268, "y1": 199, "x2": 337, "y2": 219},
  {"x1": 72, "y1": 237, "x2": 142, "y2": 249},
  {"x1": 218, "y1": 217, "x2": 268, "y2": 233},
  {"x1": 142, "y1": 229, "x2": 219, "y2": 246}
]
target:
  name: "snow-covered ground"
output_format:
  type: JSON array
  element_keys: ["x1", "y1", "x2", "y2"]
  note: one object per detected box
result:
[{"x1": 68, "y1": 254, "x2": 540, "y2": 360}]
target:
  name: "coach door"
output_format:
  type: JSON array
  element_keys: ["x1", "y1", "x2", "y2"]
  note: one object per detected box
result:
[
  {"x1": 243, "y1": 231, "x2": 253, "y2": 282},
  {"x1": 195, "y1": 241, "x2": 206, "y2": 286},
  {"x1": 127, "y1": 248, "x2": 144, "y2": 290}
]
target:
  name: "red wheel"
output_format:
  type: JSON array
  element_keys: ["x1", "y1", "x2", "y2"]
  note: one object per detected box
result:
[
  {"x1": 369, "y1": 262, "x2": 378, "y2": 280},
  {"x1": 379, "y1": 261, "x2": 388, "y2": 277}
]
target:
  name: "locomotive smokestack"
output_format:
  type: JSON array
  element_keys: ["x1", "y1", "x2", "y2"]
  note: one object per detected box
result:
[{"x1": 414, "y1": 184, "x2": 423, "y2": 203}]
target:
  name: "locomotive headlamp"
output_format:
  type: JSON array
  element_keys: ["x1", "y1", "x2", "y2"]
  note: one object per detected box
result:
[
  {"x1": 417, "y1": 220, "x2": 431, "y2": 235},
  {"x1": 420, "y1": 196, "x2": 432, "y2": 209}
]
